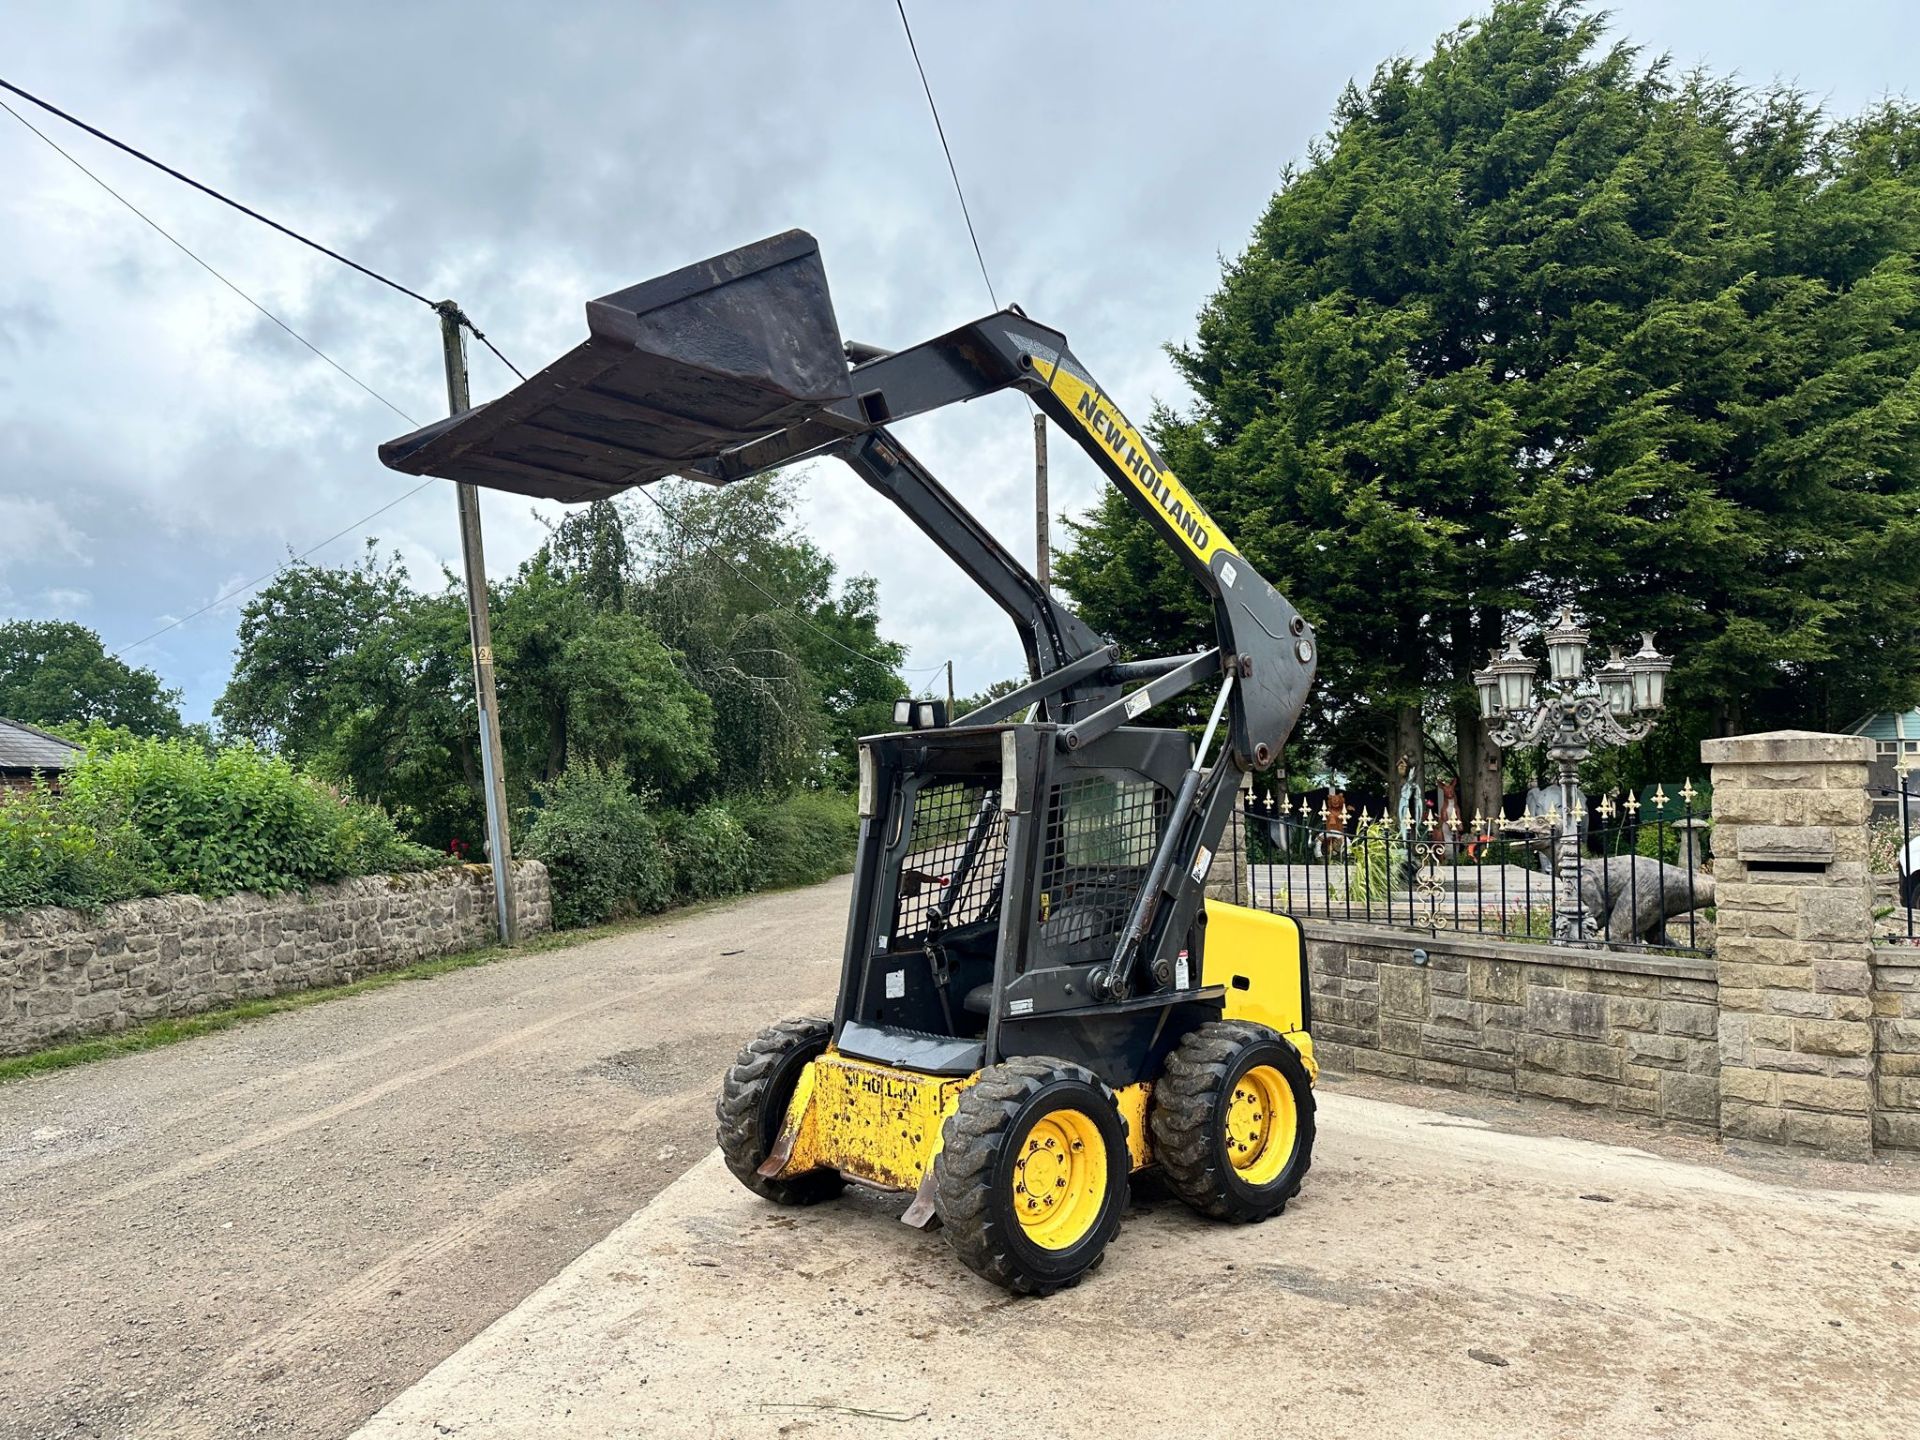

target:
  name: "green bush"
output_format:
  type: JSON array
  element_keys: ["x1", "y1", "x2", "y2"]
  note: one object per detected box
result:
[
  {"x1": 731, "y1": 790, "x2": 858, "y2": 891},
  {"x1": 0, "y1": 778, "x2": 149, "y2": 911},
  {"x1": 1632, "y1": 817, "x2": 1710, "y2": 868},
  {"x1": 0, "y1": 738, "x2": 442, "y2": 914},
  {"x1": 63, "y1": 738, "x2": 438, "y2": 897},
  {"x1": 1346, "y1": 821, "x2": 1404, "y2": 903},
  {"x1": 523, "y1": 778, "x2": 856, "y2": 930},
  {"x1": 662, "y1": 802, "x2": 755, "y2": 902},
  {"x1": 523, "y1": 760, "x2": 672, "y2": 928}
]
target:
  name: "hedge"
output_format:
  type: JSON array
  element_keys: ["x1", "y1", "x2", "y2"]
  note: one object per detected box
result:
[{"x1": 523, "y1": 762, "x2": 857, "y2": 929}]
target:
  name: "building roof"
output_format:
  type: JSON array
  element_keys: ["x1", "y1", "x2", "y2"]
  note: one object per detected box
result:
[
  {"x1": 1845, "y1": 708, "x2": 1920, "y2": 743},
  {"x1": 0, "y1": 718, "x2": 82, "y2": 772}
]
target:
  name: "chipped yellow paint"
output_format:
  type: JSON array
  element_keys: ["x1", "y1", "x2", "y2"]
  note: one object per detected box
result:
[
  {"x1": 768, "y1": 1051, "x2": 1157, "y2": 1193},
  {"x1": 1115, "y1": 1079, "x2": 1153, "y2": 1169}
]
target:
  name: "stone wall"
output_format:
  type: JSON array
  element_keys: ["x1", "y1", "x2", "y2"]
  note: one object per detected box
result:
[
  {"x1": 0, "y1": 861, "x2": 551, "y2": 1057},
  {"x1": 1305, "y1": 921, "x2": 1721, "y2": 1127},
  {"x1": 1873, "y1": 950, "x2": 1920, "y2": 1153}
]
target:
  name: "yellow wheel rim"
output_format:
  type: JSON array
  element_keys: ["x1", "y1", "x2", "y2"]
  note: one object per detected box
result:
[
  {"x1": 1011, "y1": 1107, "x2": 1107, "y2": 1250},
  {"x1": 1225, "y1": 1064, "x2": 1298, "y2": 1187}
]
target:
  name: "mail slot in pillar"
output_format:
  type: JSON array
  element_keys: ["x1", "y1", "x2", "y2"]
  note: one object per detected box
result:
[{"x1": 1733, "y1": 825, "x2": 1834, "y2": 876}]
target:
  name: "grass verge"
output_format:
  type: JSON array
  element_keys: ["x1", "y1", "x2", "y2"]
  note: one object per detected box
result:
[{"x1": 0, "y1": 900, "x2": 738, "y2": 1085}]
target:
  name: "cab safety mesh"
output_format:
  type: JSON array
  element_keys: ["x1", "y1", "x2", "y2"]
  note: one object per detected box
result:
[
  {"x1": 891, "y1": 780, "x2": 1007, "y2": 941},
  {"x1": 1034, "y1": 773, "x2": 1169, "y2": 964}
]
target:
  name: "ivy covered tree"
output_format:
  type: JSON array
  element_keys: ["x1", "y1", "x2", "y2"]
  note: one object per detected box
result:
[{"x1": 1058, "y1": 0, "x2": 1920, "y2": 816}]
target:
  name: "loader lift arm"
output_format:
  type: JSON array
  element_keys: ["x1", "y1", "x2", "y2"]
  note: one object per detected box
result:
[
  {"x1": 376, "y1": 230, "x2": 1316, "y2": 1013},
  {"x1": 680, "y1": 308, "x2": 1317, "y2": 764}
]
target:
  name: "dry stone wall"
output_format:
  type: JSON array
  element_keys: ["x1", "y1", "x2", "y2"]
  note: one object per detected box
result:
[{"x1": 0, "y1": 862, "x2": 550, "y2": 1056}]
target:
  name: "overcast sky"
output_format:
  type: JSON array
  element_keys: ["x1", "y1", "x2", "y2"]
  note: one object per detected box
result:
[{"x1": 3, "y1": 0, "x2": 1915, "y2": 722}]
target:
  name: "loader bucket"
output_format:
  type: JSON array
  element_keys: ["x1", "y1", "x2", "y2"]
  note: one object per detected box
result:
[{"x1": 378, "y1": 230, "x2": 855, "y2": 502}]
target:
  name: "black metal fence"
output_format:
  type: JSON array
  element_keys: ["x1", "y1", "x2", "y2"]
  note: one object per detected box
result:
[
  {"x1": 1232, "y1": 783, "x2": 1713, "y2": 955},
  {"x1": 1875, "y1": 771, "x2": 1917, "y2": 945}
]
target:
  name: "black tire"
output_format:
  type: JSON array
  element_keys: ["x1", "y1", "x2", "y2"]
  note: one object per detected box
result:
[
  {"x1": 715, "y1": 1016, "x2": 843, "y2": 1205},
  {"x1": 1150, "y1": 1020, "x2": 1315, "y2": 1223},
  {"x1": 934, "y1": 1057, "x2": 1129, "y2": 1296}
]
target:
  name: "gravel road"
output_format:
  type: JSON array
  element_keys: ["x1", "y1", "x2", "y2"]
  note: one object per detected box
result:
[{"x1": 0, "y1": 877, "x2": 852, "y2": 1440}]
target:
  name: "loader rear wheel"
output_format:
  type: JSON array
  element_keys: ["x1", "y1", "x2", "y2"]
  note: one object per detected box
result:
[
  {"x1": 716, "y1": 1016, "x2": 843, "y2": 1206},
  {"x1": 934, "y1": 1057, "x2": 1127, "y2": 1296},
  {"x1": 1151, "y1": 1020, "x2": 1314, "y2": 1223}
]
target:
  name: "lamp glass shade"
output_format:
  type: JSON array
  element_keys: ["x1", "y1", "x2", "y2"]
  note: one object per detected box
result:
[
  {"x1": 1543, "y1": 605, "x2": 1590, "y2": 684},
  {"x1": 1627, "y1": 633, "x2": 1672, "y2": 712},
  {"x1": 1473, "y1": 656, "x2": 1501, "y2": 718},
  {"x1": 1596, "y1": 649, "x2": 1633, "y2": 714},
  {"x1": 1489, "y1": 640, "x2": 1537, "y2": 714},
  {"x1": 1498, "y1": 663, "x2": 1535, "y2": 713}
]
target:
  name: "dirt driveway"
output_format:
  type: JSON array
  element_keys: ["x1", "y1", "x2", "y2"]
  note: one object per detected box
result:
[
  {"x1": 355, "y1": 1092, "x2": 1920, "y2": 1440},
  {"x1": 0, "y1": 879, "x2": 853, "y2": 1440}
]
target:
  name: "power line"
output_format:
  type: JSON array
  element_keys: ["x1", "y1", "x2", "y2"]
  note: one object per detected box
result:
[
  {"x1": 0, "y1": 73, "x2": 524, "y2": 380},
  {"x1": 629, "y1": 483, "x2": 940, "y2": 680},
  {"x1": 0, "y1": 74, "x2": 431, "y2": 307},
  {"x1": 1, "y1": 95, "x2": 421, "y2": 427},
  {"x1": 0, "y1": 88, "x2": 503, "y2": 655},
  {"x1": 893, "y1": 1, "x2": 999, "y2": 311},
  {"x1": 111, "y1": 480, "x2": 439, "y2": 658}
]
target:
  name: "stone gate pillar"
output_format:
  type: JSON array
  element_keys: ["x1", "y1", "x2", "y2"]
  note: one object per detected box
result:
[{"x1": 1703, "y1": 731, "x2": 1876, "y2": 1158}]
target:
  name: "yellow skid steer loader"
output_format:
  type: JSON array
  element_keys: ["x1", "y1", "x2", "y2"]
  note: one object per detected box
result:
[{"x1": 379, "y1": 231, "x2": 1319, "y2": 1294}]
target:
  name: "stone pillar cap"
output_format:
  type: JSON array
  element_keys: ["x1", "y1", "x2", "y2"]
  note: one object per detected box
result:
[{"x1": 1700, "y1": 730, "x2": 1873, "y2": 765}]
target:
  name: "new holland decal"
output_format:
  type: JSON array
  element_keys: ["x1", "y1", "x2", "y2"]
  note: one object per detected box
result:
[{"x1": 1040, "y1": 362, "x2": 1236, "y2": 565}]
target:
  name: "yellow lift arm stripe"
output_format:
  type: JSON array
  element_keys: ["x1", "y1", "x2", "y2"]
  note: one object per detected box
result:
[{"x1": 1035, "y1": 359, "x2": 1238, "y2": 569}]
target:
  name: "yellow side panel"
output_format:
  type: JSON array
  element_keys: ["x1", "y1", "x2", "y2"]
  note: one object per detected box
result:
[
  {"x1": 775, "y1": 1054, "x2": 1158, "y2": 1192},
  {"x1": 1203, "y1": 901, "x2": 1317, "y2": 1079}
]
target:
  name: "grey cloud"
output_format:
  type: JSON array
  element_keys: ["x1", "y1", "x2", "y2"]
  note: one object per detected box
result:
[{"x1": 3, "y1": 0, "x2": 1914, "y2": 722}]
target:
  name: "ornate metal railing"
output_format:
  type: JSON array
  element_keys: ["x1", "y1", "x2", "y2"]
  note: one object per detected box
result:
[{"x1": 1231, "y1": 783, "x2": 1713, "y2": 956}]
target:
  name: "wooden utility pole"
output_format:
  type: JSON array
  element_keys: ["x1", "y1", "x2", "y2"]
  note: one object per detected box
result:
[
  {"x1": 945, "y1": 659, "x2": 955, "y2": 712},
  {"x1": 437, "y1": 301, "x2": 517, "y2": 943},
  {"x1": 1032, "y1": 411, "x2": 1049, "y2": 591}
]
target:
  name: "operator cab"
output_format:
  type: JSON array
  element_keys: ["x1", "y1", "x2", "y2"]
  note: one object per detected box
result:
[{"x1": 836, "y1": 720, "x2": 1213, "y2": 1081}]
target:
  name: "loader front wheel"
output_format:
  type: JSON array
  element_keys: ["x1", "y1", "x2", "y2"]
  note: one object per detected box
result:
[
  {"x1": 1151, "y1": 1021, "x2": 1314, "y2": 1223},
  {"x1": 934, "y1": 1057, "x2": 1128, "y2": 1296},
  {"x1": 716, "y1": 1016, "x2": 843, "y2": 1206}
]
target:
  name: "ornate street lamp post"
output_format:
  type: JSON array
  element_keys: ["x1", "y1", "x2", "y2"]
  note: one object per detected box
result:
[{"x1": 1473, "y1": 606, "x2": 1673, "y2": 943}]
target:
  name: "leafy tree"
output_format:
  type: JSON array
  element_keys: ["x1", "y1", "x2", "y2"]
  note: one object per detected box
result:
[
  {"x1": 630, "y1": 473, "x2": 907, "y2": 791},
  {"x1": 1059, "y1": 0, "x2": 1920, "y2": 817},
  {"x1": 0, "y1": 619, "x2": 182, "y2": 735},
  {"x1": 218, "y1": 547, "x2": 477, "y2": 845},
  {"x1": 219, "y1": 475, "x2": 905, "y2": 846},
  {"x1": 490, "y1": 552, "x2": 715, "y2": 793}
]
